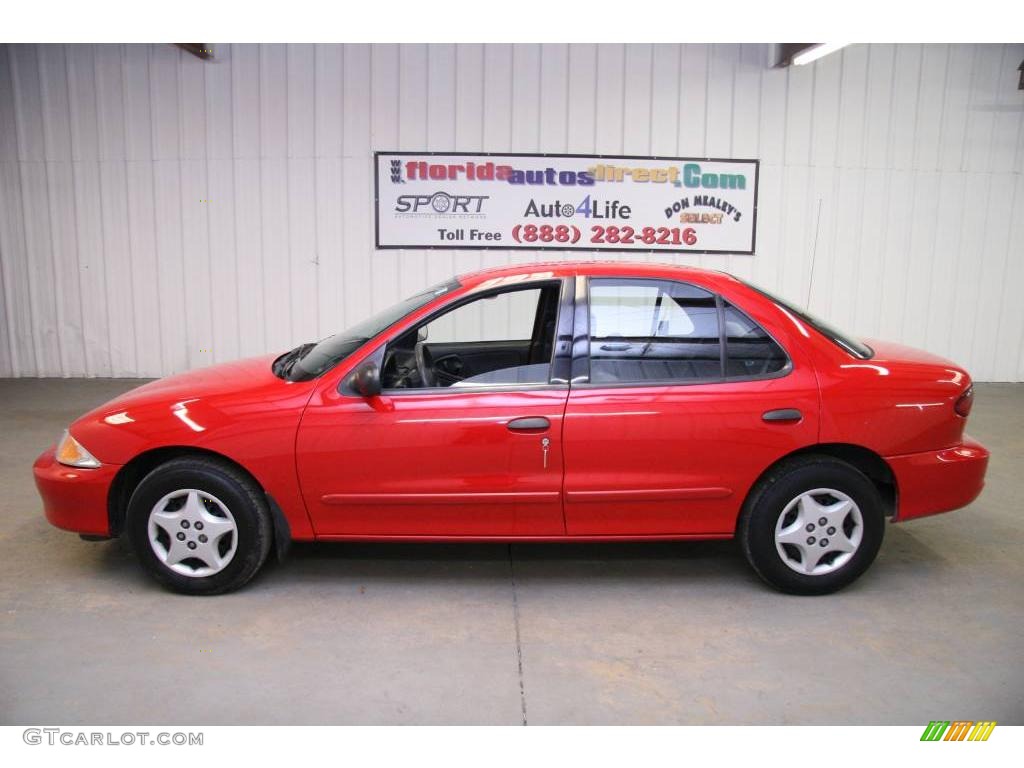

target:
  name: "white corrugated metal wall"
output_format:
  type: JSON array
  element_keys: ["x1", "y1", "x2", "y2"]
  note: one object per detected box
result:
[{"x1": 0, "y1": 43, "x2": 1022, "y2": 380}]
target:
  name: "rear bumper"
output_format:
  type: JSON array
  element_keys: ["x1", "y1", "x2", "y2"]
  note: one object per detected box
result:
[
  {"x1": 887, "y1": 436, "x2": 989, "y2": 522},
  {"x1": 33, "y1": 447, "x2": 119, "y2": 536}
]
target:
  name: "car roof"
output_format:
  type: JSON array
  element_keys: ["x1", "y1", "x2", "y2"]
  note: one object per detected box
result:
[{"x1": 457, "y1": 260, "x2": 736, "y2": 287}]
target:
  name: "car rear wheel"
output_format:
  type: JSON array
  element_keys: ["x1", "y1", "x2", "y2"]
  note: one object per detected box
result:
[
  {"x1": 127, "y1": 457, "x2": 273, "y2": 595},
  {"x1": 738, "y1": 456, "x2": 885, "y2": 595}
]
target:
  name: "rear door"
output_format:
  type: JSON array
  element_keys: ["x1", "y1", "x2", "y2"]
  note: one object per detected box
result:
[{"x1": 562, "y1": 276, "x2": 818, "y2": 536}]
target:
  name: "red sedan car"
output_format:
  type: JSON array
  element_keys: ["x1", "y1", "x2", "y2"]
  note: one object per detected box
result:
[{"x1": 34, "y1": 262, "x2": 988, "y2": 595}]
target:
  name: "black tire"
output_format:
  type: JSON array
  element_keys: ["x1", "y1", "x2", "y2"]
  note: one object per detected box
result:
[
  {"x1": 127, "y1": 456, "x2": 273, "y2": 595},
  {"x1": 738, "y1": 456, "x2": 885, "y2": 595}
]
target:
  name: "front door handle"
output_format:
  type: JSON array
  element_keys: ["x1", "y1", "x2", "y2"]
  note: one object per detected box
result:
[
  {"x1": 507, "y1": 417, "x2": 550, "y2": 431},
  {"x1": 762, "y1": 408, "x2": 802, "y2": 423}
]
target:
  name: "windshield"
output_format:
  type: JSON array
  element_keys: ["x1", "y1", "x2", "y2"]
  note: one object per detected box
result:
[
  {"x1": 740, "y1": 280, "x2": 874, "y2": 360},
  {"x1": 275, "y1": 277, "x2": 461, "y2": 382}
]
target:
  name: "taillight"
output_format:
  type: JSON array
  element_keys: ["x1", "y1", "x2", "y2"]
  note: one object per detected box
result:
[{"x1": 955, "y1": 385, "x2": 974, "y2": 418}]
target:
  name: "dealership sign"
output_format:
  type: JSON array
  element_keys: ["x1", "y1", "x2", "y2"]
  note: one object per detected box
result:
[{"x1": 374, "y1": 152, "x2": 759, "y2": 254}]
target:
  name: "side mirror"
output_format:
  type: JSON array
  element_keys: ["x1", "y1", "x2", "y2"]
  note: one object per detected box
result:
[{"x1": 350, "y1": 361, "x2": 382, "y2": 398}]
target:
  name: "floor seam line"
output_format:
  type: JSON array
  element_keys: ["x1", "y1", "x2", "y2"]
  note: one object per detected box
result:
[{"x1": 508, "y1": 543, "x2": 528, "y2": 726}]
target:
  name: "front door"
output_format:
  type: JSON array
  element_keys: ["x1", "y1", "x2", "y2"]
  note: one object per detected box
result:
[
  {"x1": 562, "y1": 277, "x2": 819, "y2": 536},
  {"x1": 296, "y1": 279, "x2": 573, "y2": 537}
]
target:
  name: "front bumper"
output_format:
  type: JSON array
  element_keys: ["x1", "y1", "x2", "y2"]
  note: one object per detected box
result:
[
  {"x1": 887, "y1": 436, "x2": 989, "y2": 522},
  {"x1": 33, "y1": 447, "x2": 120, "y2": 536}
]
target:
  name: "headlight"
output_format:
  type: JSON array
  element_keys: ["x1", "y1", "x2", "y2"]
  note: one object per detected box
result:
[{"x1": 55, "y1": 430, "x2": 101, "y2": 468}]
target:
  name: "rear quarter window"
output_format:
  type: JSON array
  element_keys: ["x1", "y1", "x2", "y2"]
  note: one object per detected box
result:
[{"x1": 723, "y1": 302, "x2": 789, "y2": 378}]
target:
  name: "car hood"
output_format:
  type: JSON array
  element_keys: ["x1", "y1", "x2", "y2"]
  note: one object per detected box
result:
[
  {"x1": 68, "y1": 354, "x2": 317, "y2": 464},
  {"x1": 106, "y1": 354, "x2": 284, "y2": 407}
]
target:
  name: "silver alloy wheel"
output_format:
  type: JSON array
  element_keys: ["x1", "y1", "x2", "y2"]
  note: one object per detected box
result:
[
  {"x1": 147, "y1": 488, "x2": 238, "y2": 578},
  {"x1": 774, "y1": 488, "x2": 863, "y2": 576}
]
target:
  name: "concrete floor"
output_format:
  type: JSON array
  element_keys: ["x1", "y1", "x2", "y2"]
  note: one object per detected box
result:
[{"x1": 0, "y1": 378, "x2": 1021, "y2": 725}]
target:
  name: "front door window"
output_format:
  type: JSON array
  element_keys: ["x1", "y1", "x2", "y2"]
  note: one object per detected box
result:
[{"x1": 381, "y1": 282, "x2": 561, "y2": 389}]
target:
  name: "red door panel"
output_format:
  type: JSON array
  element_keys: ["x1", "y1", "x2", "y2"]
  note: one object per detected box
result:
[
  {"x1": 561, "y1": 372, "x2": 819, "y2": 536},
  {"x1": 296, "y1": 387, "x2": 568, "y2": 536}
]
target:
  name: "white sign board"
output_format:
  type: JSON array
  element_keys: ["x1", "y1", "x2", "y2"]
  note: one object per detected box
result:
[{"x1": 374, "y1": 152, "x2": 758, "y2": 254}]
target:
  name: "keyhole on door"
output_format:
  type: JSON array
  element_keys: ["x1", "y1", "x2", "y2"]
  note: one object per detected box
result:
[{"x1": 541, "y1": 437, "x2": 550, "y2": 469}]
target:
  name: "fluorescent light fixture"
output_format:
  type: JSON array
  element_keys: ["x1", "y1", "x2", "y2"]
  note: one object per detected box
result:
[{"x1": 792, "y1": 43, "x2": 848, "y2": 66}]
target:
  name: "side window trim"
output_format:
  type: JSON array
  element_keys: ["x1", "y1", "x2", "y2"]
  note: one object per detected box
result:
[
  {"x1": 570, "y1": 275, "x2": 590, "y2": 385},
  {"x1": 715, "y1": 293, "x2": 728, "y2": 380},
  {"x1": 550, "y1": 275, "x2": 576, "y2": 385},
  {"x1": 571, "y1": 277, "x2": 792, "y2": 389}
]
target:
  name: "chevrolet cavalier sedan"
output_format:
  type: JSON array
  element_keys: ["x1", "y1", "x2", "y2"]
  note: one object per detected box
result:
[{"x1": 34, "y1": 262, "x2": 989, "y2": 595}]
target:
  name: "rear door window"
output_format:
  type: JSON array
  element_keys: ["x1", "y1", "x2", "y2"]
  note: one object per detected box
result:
[
  {"x1": 585, "y1": 279, "x2": 790, "y2": 384},
  {"x1": 588, "y1": 278, "x2": 721, "y2": 383}
]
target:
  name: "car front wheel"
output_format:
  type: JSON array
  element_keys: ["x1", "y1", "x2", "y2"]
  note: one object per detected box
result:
[
  {"x1": 738, "y1": 456, "x2": 885, "y2": 595},
  {"x1": 127, "y1": 457, "x2": 273, "y2": 595}
]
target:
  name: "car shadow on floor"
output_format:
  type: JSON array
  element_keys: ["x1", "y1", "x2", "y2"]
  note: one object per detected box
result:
[
  {"x1": 288, "y1": 538, "x2": 740, "y2": 562},
  {"x1": 87, "y1": 533, "x2": 752, "y2": 586},
  {"x1": 269, "y1": 539, "x2": 762, "y2": 592},
  {"x1": 85, "y1": 523, "x2": 945, "y2": 592}
]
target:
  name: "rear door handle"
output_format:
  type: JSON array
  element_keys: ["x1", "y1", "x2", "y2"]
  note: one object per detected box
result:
[
  {"x1": 507, "y1": 417, "x2": 550, "y2": 431},
  {"x1": 762, "y1": 408, "x2": 802, "y2": 423}
]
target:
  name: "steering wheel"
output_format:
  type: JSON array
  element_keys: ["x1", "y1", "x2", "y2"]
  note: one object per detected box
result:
[{"x1": 414, "y1": 341, "x2": 435, "y2": 387}]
